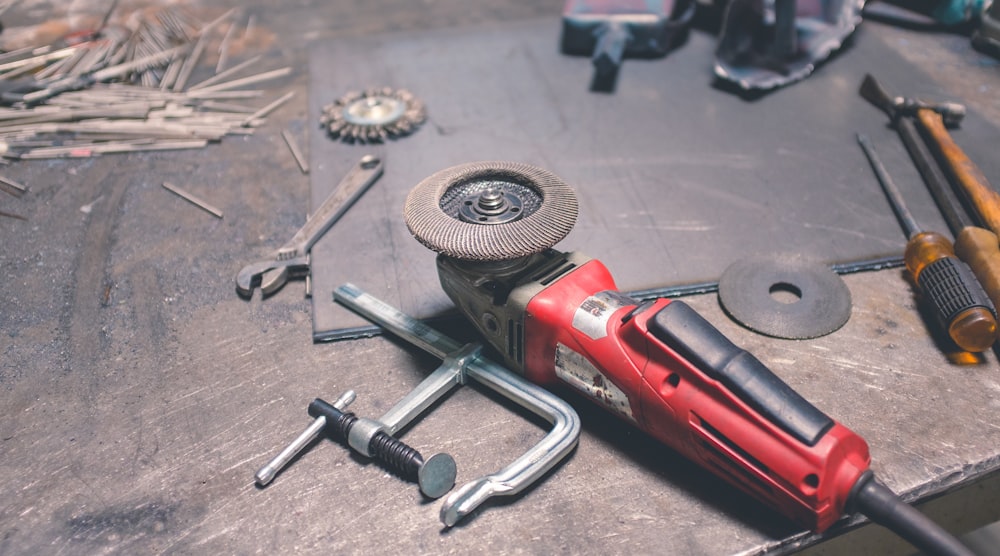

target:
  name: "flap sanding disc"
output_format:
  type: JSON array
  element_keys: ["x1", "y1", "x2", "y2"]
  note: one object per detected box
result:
[{"x1": 403, "y1": 161, "x2": 578, "y2": 261}]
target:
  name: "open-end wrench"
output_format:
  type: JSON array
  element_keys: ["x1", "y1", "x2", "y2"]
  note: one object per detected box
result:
[{"x1": 235, "y1": 155, "x2": 384, "y2": 297}]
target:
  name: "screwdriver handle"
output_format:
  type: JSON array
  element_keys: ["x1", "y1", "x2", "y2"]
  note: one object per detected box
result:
[
  {"x1": 905, "y1": 231, "x2": 998, "y2": 352},
  {"x1": 955, "y1": 226, "x2": 1000, "y2": 312},
  {"x1": 916, "y1": 109, "x2": 1000, "y2": 236}
]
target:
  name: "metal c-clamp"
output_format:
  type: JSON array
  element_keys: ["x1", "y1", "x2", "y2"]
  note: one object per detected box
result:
[{"x1": 255, "y1": 283, "x2": 580, "y2": 527}]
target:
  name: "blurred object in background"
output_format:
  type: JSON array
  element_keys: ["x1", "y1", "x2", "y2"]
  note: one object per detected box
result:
[
  {"x1": 560, "y1": 0, "x2": 695, "y2": 92},
  {"x1": 714, "y1": 0, "x2": 865, "y2": 91}
]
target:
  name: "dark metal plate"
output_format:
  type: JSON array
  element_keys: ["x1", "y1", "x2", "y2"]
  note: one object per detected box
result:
[{"x1": 305, "y1": 18, "x2": 1000, "y2": 341}]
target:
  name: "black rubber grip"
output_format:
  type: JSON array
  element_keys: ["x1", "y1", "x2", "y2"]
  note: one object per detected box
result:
[
  {"x1": 309, "y1": 398, "x2": 358, "y2": 441},
  {"x1": 649, "y1": 301, "x2": 834, "y2": 446},
  {"x1": 308, "y1": 398, "x2": 424, "y2": 482},
  {"x1": 918, "y1": 257, "x2": 997, "y2": 322}
]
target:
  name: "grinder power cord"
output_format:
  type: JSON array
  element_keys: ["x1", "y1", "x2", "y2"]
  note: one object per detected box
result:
[{"x1": 396, "y1": 161, "x2": 973, "y2": 555}]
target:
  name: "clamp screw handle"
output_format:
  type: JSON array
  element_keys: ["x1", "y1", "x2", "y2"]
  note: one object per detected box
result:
[
  {"x1": 255, "y1": 391, "x2": 456, "y2": 499},
  {"x1": 308, "y1": 398, "x2": 457, "y2": 499},
  {"x1": 255, "y1": 390, "x2": 356, "y2": 486}
]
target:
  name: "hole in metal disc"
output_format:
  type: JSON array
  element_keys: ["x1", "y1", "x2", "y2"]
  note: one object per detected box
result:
[{"x1": 769, "y1": 282, "x2": 802, "y2": 304}]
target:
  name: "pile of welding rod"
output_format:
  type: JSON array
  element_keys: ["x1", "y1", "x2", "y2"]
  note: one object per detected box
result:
[{"x1": 0, "y1": 6, "x2": 291, "y2": 160}]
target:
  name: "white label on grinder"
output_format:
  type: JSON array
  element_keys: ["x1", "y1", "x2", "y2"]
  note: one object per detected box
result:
[
  {"x1": 571, "y1": 291, "x2": 633, "y2": 340},
  {"x1": 554, "y1": 343, "x2": 635, "y2": 423}
]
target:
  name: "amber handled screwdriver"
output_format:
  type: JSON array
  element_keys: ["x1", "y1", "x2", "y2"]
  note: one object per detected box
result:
[
  {"x1": 859, "y1": 73, "x2": 1000, "y2": 335},
  {"x1": 857, "y1": 133, "x2": 998, "y2": 352},
  {"x1": 889, "y1": 115, "x2": 1000, "y2": 324}
]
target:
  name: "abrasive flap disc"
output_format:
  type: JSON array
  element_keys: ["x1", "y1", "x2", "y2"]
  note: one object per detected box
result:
[{"x1": 403, "y1": 162, "x2": 579, "y2": 261}]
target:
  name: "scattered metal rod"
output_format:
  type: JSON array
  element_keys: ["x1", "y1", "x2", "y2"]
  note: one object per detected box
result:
[
  {"x1": 0, "y1": 45, "x2": 51, "y2": 65},
  {"x1": 0, "y1": 209, "x2": 26, "y2": 221},
  {"x1": 98, "y1": 0, "x2": 120, "y2": 29},
  {"x1": 70, "y1": 43, "x2": 113, "y2": 77},
  {"x1": 243, "y1": 91, "x2": 294, "y2": 126},
  {"x1": 187, "y1": 55, "x2": 263, "y2": 91},
  {"x1": 34, "y1": 54, "x2": 77, "y2": 81},
  {"x1": 185, "y1": 89, "x2": 265, "y2": 100},
  {"x1": 161, "y1": 181, "x2": 223, "y2": 218},
  {"x1": 245, "y1": 14, "x2": 256, "y2": 39},
  {"x1": 158, "y1": 55, "x2": 185, "y2": 91},
  {"x1": 18, "y1": 140, "x2": 209, "y2": 159},
  {"x1": 0, "y1": 46, "x2": 78, "y2": 73},
  {"x1": 281, "y1": 130, "x2": 309, "y2": 174},
  {"x1": 200, "y1": 7, "x2": 239, "y2": 35},
  {"x1": 0, "y1": 175, "x2": 27, "y2": 196},
  {"x1": 1, "y1": 58, "x2": 52, "y2": 80},
  {"x1": 197, "y1": 100, "x2": 255, "y2": 113},
  {"x1": 172, "y1": 38, "x2": 206, "y2": 92},
  {"x1": 92, "y1": 45, "x2": 185, "y2": 83},
  {"x1": 194, "y1": 67, "x2": 293, "y2": 93},
  {"x1": 217, "y1": 17, "x2": 240, "y2": 73}
]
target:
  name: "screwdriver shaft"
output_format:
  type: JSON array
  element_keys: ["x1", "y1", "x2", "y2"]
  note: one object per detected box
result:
[{"x1": 857, "y1": 134, "x2": 920, "y2": 238}]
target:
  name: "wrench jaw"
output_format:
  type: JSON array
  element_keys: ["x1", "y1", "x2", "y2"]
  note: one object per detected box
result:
[
  {"x1": 260, "y1": 266, "x2": 291, "y2": 296},
  {"x1": 235, "y1": 260, "x2": 278, "y2": 298},
  {"x1": 234, "y1": 255, "x2": 310, "y2": 298}
]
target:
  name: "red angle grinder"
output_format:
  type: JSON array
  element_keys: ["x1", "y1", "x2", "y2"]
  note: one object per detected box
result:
[{"x1": 403, "y1": 161, "x2": 972, "y2": 555}]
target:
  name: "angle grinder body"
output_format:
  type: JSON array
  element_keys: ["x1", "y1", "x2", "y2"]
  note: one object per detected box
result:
[
  {"x1": 406, "y1": 161, "x2": 871, "y2": 533},
  {"x1": 435, "y1": 247, "x2": 870, "y2": 533}
]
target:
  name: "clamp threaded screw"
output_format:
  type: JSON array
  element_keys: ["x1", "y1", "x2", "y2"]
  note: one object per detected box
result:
[
  {"x1": 255, "y1": 391, "x2": 456, "y2": 499},
  {"x1": 308, "y1": 398, "x2": 456, "y2": 499}
]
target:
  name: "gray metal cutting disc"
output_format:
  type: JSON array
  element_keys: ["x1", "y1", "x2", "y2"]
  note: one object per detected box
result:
[
  {"x1": 718, "y1": 254, "x2": 852, "y2": 339},
  {"x1": 403, "y1": 161, "x2": 578, "y2": 261}
]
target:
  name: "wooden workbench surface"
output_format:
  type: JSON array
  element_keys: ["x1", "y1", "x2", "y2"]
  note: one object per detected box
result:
[{"x1": 1, "y1": 2, "x2": 999, "y2": 554}]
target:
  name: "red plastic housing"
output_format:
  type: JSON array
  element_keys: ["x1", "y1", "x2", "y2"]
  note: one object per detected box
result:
[{"x1": 522, "y1": 259, "x2": 871, "y2": 532}]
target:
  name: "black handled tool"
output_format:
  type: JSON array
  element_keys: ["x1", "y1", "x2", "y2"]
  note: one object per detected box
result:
[{"x1": 857, "y1": 133, "x2": 997, "y2": 352}]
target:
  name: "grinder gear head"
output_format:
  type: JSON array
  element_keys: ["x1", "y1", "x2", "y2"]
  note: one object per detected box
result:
[{"x1": 403, "y1": 162, "x2": 579, "y2": 261}]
